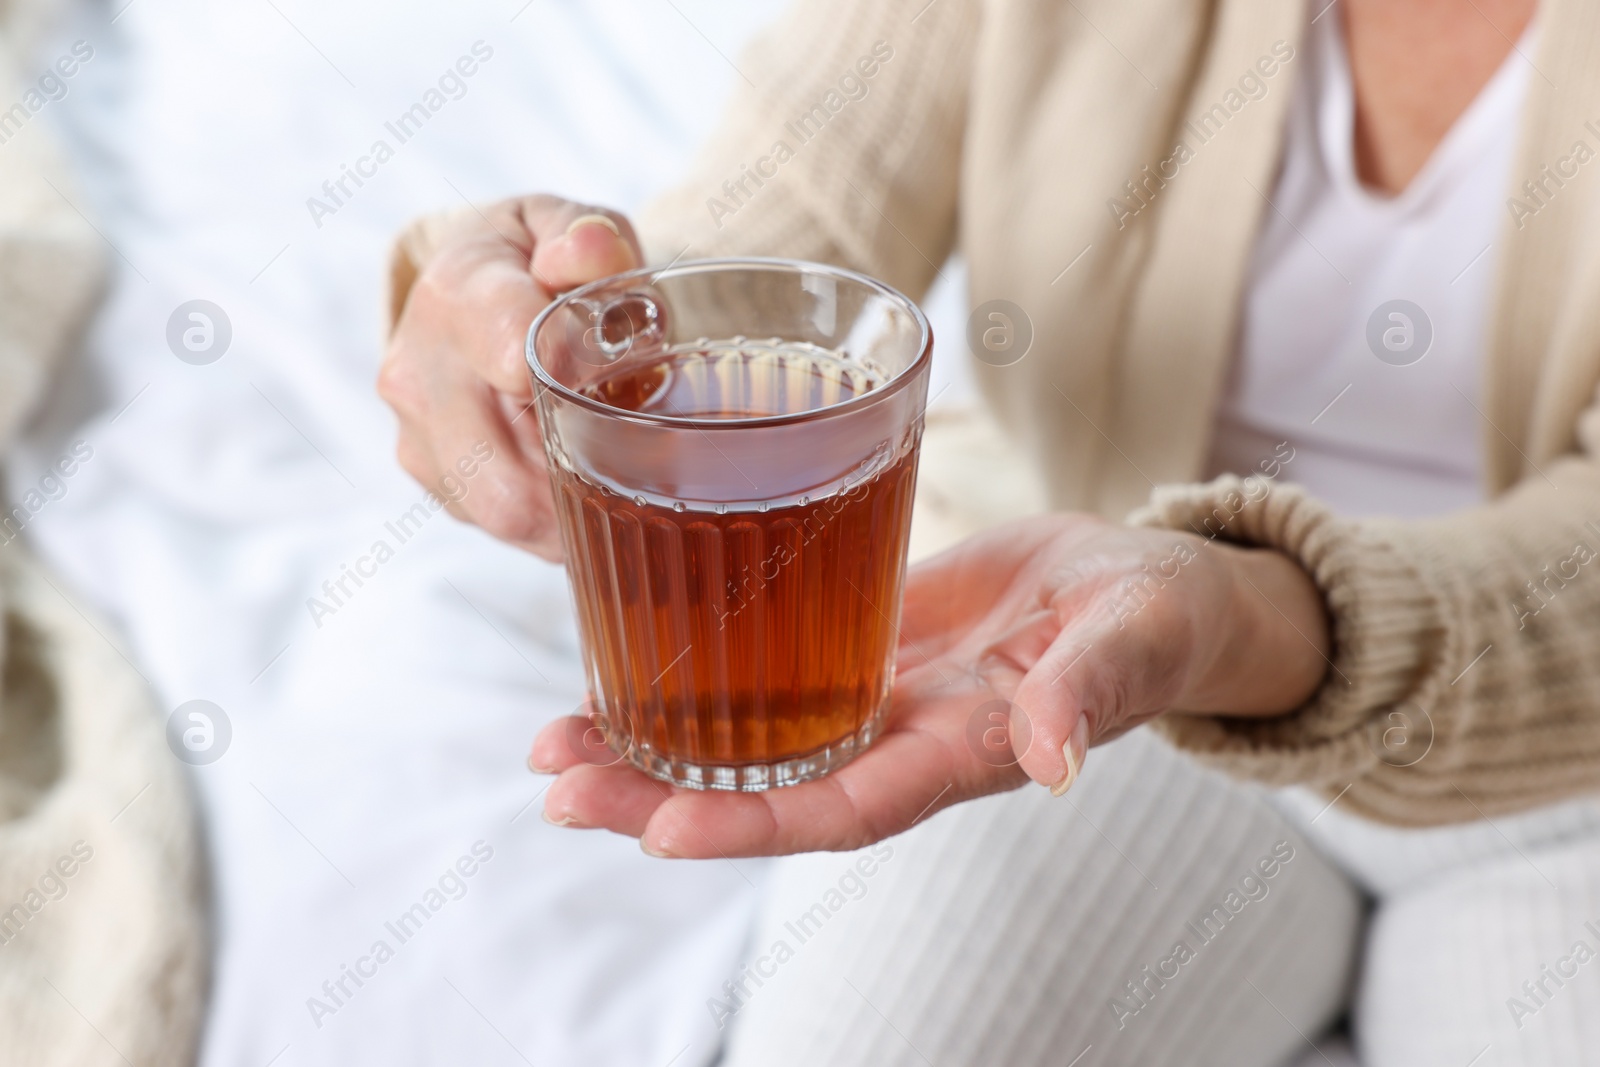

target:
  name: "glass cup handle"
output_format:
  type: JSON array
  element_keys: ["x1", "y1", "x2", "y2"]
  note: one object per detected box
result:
[{"x1": 569, "y1": 289, "x2": 668, "y2": 366}]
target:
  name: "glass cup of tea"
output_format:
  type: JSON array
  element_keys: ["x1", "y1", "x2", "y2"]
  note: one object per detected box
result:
[{"x1": 527, "y1": 258, "x2": 932, "y2": 791}]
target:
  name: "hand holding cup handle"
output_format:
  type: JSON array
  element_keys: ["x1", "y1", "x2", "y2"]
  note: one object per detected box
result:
[{"x1": 378, "y1": 196, "x2": 644, "y2": 561}]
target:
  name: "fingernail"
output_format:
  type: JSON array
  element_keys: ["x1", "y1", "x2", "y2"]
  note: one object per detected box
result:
[
  {"x1": 566, "y1": 213, "x2": 620, "y2": 237},
  {"x1": 1050, "y1": 717, "x2": 1090, "y2": 797},
  {"x1": 641, "y1": 839, "x2": 675, "y2": 859},
  {"x1": 527, "y1": 753, "x2": 558, "y2": 775},
  {"x1": 541, "y1": 809, "x2": 578, "y2": 827}
]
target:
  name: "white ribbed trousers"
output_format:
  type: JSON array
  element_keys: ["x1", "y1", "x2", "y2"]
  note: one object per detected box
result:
[{"x1": 717, "y1": 730, "x2": 1600, "y2": 1067}]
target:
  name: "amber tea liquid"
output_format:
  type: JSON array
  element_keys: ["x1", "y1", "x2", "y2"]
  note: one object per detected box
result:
[{"x1": 551, "y1": 341, "x2": 919, "y2": 789}]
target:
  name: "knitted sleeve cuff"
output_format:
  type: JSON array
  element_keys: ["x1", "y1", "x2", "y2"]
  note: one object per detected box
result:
[{"x1": 1127, "y1": 474, "x2": 1451, "y2": 792}]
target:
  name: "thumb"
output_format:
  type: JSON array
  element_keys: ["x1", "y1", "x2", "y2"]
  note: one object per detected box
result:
[
  {"x1": 971, "y1": 606, "x2": 1093, "y2": 796},
  {"x1": 1008, "y1": 636, "x2": 1095, "y2": 797},
  {"x1": 1007, "y1": 606, "x2": 1170, "y2": 796},
  {"x1": 528, "y1": 206, "x2": 643, "y2": 291}
]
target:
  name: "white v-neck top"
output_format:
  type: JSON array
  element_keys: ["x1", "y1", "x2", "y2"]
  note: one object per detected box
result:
[
  {"x1": 1205, "y1": 9, "x2": 1534, "y2": 520},
  {"x1": 1232, "y1": 10, "x2": 1600, "y2": 901}
]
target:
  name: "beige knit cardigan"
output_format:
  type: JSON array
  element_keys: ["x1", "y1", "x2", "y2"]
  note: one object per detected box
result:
[{"x1": 391, "y1": 0, "x2": 1600, "y2": 827}]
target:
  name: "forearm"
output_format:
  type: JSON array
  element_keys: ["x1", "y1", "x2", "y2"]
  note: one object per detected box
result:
[
  {"x1": 1176, "y1": 542, "x2": 1331, "y2": 717},
  {"x1": 1133, "y1": 457, "x2": 1600, "y2": 825}
]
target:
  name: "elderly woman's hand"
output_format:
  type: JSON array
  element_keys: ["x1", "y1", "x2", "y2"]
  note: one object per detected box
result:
[
  {"x1": 530, "y1": 513, "x2": 1331, "y2": 857},
  {"x1": 377, "y1": 195, "x2": 642, "y2": 560}
]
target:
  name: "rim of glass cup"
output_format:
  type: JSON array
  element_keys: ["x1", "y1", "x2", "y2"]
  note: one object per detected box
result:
[{"x1": 525, "y1": 256, "x2": 933, "y2": 429}]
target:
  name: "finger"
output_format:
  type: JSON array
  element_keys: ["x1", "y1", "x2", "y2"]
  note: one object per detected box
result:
[
  {"x1": 392, "y1": 199, "x2": 640, "y2": 401},
  {"x1": 1010, "y1": 607, "x2": 1188, "y2": 794},
  {"x1": 641, "y1": 674, "x2": 1022, "y2": 858},
  {"x1": 392, "y1": 423, "x2": 448, "y2": 509},
  {"x1": 532, "y1": 721, "x2": 851, "y2": 855},
  {"x1": 389, "y1": 359, "x2": 563, "y2": 557},
  {"x1": 641, "y1": 790, "x2": 782, "y2": 858},
  {"x1": 497, "y1": 389, "x2": 549, "y2": 474},
  {"x1": 529, "y1": 705, "x2": 651, "y2": 774},
  {"x1": 438, "y1": 243, "x2": 550, "y2": 398},
  {"x1": 542, "y1": 763, "x2": 671, "y2": 837},
  {"x1": 402, "y1": 197, "x2": 618, "y2": 397},
  {"x1": 970, "y1": 606, "x2": 1061, "y2": 701},
  {"x1": 528, "y1": 714, "x2": 592, "y2": 773},
  {"x1": 640, "y1": 735, "x2": 991, "y2": 858},
  {"x1": 455, "y1": 431, "x2": 563, "y2": 559},
  {"x1": 524, "y1": 204, "x2": 643, "y2": 292},
  {"x1": 393, "y1": 415, "x2": 562, "y2": 560}
]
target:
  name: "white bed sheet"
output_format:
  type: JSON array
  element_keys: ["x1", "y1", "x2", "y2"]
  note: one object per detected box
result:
[{"x1": 7, "y1": 1, "x2": 970, "y2": 1063}]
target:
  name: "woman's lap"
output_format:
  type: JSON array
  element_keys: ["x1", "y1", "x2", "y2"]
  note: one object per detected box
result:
[
  {"x1": 1355, "y1": 836, "x2": 1600, "y2": 1066},
  {"x1": 719, "y1": 730, "x2": 1364, "y2": 1067}
]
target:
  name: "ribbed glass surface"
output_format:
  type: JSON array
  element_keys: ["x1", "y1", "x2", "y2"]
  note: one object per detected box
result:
[{"x1": 551, "y1": 343, "x2": 919, "y2": 789}]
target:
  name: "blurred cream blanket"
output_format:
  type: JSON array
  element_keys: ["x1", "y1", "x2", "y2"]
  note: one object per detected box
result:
[{"x1": 0, "y1": 1, "x2": 207, "y2": 1063}]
